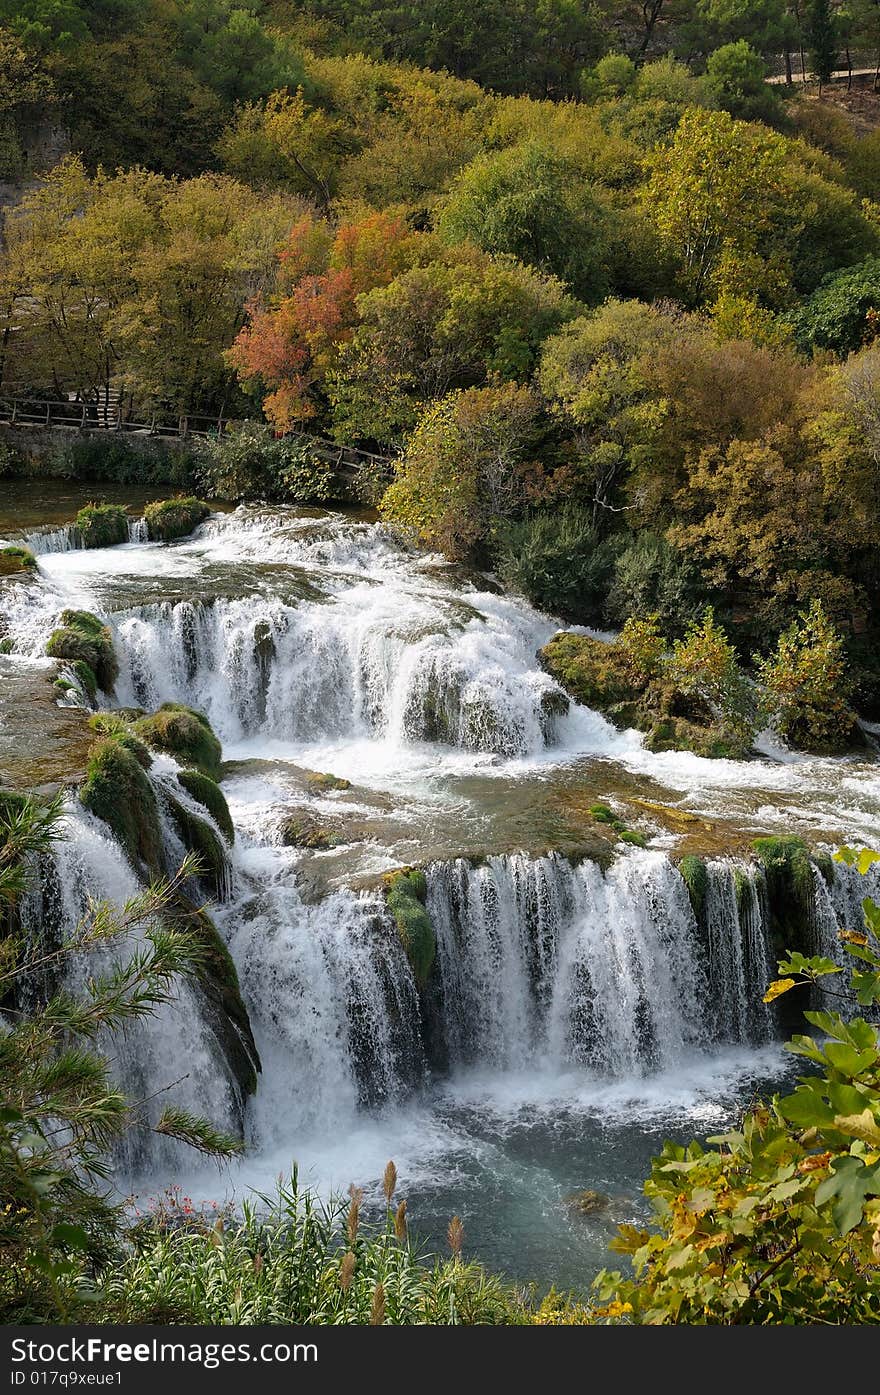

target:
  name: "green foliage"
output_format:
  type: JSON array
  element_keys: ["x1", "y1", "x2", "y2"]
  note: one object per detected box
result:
[
  {"x1": 177, "y1": 769, "x2": 234, "y2": 843},
  {"x1": 198, "y1": 424, "x2": 338, "y2": 503},
  {"x1": 45, "y1": 609, "x2": 117, "y2": 694},
  {"x1": 385, "y1": 868, "x2": 435, "y2": 989},
  {"x1": 74, "y1": 502, "x2": 128, "y2": 548},
  {"x1": 0, "y1": 544, "x2": 36, "y2": 575},
  {"x1": 132, "y1": 703, "x2": 222, "y2": 779},
  {"x1": 42, "y1": 436, "x2": 199, "y2": 487},
  {"x1": 143, "y1": 496, "x2": 210, "y2": 542},
  {"x1": 101, "y1": 1169, "x2": 522, "y2": 1324},
  {"x1": 605, "y1": 533, "x2": 704, "y2": 636},
  {"x1": 438, "y1": 141, "x2": 612, "y2": 301},
  {"x1": 596, "y1": 847, "x2": 880, "y2": 1325},
  {"x1": 758, "y1": 600, "x2": 860, "y2": 754},
  {"x1": 494, "y1": 506, "x2": 615, "y2": 624},
  {"x1": 787, "y1": 258, "x2": 880, "y2": 356},
  {"x1": 80, "y1": 738, "x2": 163, "y2": 876},
  {"x1": 806, "y1": 0, "x2": 838, "y2": 85},
  {"x1": 705, "y1": 42, "x2": 779, "y2": 124}
]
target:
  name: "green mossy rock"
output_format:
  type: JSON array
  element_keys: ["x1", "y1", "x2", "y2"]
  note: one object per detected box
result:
[
  {"x1": 305, "y1": 770, "x2": 351, "y2": 794},
  {"x1": 88, "y1": 713, "x2": 152, "y2": 768},
  {"x1": 0, "y1": 545, "x2": 37, "y2": 576},
  {"x1": 80, "y1": 738, "x2": 163, "y2": 875},
  {"x1": 540, "y1": 631, "x2": 754, "y2": 760},
  {"x1": 565, "y1": 1189, "x2": 610, "y2": 1216},
  {"x1": 751, "y1": 836, "x2": 818, "y2": 954},
  {"x1": 165, "y1": 793, "x2": 230, "y2": 902},
  {"x1": 165, "y1": 897, "x2": 260, "y2": 1101},
  {"x1": 678, "y1": 855, "x2": 708, "y2": 919},
  {"x1": 144, "y1": 496, "x2": 210, "y2": 542},
  {"x1": 46, "y1": 610, "x2": 118, "y2": 694},
  {"x1": 75, "y1": 503, "x2": 128, "y2": 548},
  {"x1": 619, "y1": 829, "x2": 647, "y2": 848},
  {"x1": 133, "y1": 704, "x2": 222, "y2": 778},
  {"x1": 384, "y1": 868, "x2": 435, "y2": 989},
  {"x1": 177, "y1": 769, "x2": 234, "y2": 843},
  {"x1": 281, "y1": 810, "x2": 342, "y2": 850}
]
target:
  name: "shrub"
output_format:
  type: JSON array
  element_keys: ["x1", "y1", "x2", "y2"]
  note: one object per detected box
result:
[
  {"x1": 177, "y1": 769, "x2": 234, "y2": 843},
  {"x1": 0, "y1": 545, "x2": 36, "y2": 576},
  {"x1": 758, "y1": 600, "x2": 860, "y2": 754},
  {"x1": 605, "y1": 533, "x2": 704, "y2": 635},
  {"x1": 74, "y1": 503, "x2": 128, "y2": 548},
  {"x1": 46, "y1": 436, "x2": 198, "y2": 486},
  {"x1": 46, "y1": 610, "x2": 118, "y2": 694},
  {"x1": 79, "y1": 738, "x2": 163, "y2": 875},
  {"x1": 133, "y1": 704, "x2": 222, "y2": 779},
  {"x1": 616, "y1": 614, "x2": 665, "y2": 685},
  {"x1": 144, "y1": 496, "x2": 210, "y2": 542},
  {"x1": 787, "y1": 258, "x2": 880, "y2": 356},
  {"x1": 198, "y1": 423, "x2": 338, "y2": 503},
  {"x1": 494, "y1": 506, "x2": 616, "y2": 623},
  {"x1": 667, "y1": 608, "x2": 755, "y2": 749}
]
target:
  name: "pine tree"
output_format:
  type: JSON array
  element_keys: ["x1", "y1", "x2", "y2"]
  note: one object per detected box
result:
[{"x1": 806, "y1": 0, "x2": 838, "y2": 86}]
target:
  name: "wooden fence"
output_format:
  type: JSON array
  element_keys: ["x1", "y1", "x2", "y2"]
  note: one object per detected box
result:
[{"x1": 0, "y1": 397, "x2": 394, "y2": 475}]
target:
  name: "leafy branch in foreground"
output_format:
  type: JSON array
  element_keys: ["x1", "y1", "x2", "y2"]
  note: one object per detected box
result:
[
  {"x1": 591, "y1": 845, "x2": 880, "y2": 1325},
  {"x1": 0, "y1": 795, "x2": 241, "y2": 1324}
]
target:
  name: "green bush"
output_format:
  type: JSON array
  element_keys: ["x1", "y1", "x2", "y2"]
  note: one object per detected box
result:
[
  {"x1": 74, "y1": 503, "x2": 128, "y2": 548},
  {"x1": 787, "y1": 257, "x2": 880, "y2": 356},
  {"x1": 605, "y1": 533, "x2": 704, "y2": 636},
  {"x1": 177, "y1": 769, "x2": 234, "y2": 843},
  {"x1": 46, "y1": 436, "x2": 199, "y2": 487},
  {"x1": 133, "y1": 704, "x2": 222, "y2": 779},
  {"x1": 46, "y1": 610, "x2": 118, "y2": 694},
  {"x1": 758, "y1": 600, "x2": 861, "y2": 754},
  {"x1": 0, "y1": 545, "x2": 36, "y2": 576},
  {"x1": 495, "y1": 506, "x2": 616, "y2": 623},
  {"x1": 80, "y1": 739, "x2": 163, "y2": 875},
  {"x1": 144, "y1": 496, "x2": 210, "y2": 542},
  {"x1": 197, "y1": 423, "x2": 338, "y2": 503}
]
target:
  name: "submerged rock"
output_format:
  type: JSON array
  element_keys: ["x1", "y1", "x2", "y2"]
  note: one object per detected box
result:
[
  {"x1": 280, "y1": 808, "x2": 345, "y2": 850},
  {"x1": 565, "y1": 1189, "x2": 610, "y2": 1217},
  {"x1": 305, "y1": 769, "x2": 351, "y2": 794}
]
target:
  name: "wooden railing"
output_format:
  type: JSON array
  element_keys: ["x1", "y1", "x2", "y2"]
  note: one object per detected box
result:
[{"x1": 0, "y1": 397, "x2": 394, "y2": 475}]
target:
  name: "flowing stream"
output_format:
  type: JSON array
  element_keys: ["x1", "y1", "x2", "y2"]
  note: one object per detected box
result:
[{"x1": 3, "y1": 495, "x2": 880, "y2": 1291}]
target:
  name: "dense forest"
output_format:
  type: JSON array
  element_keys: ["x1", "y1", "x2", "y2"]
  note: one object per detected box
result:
[{"x1": 3, "y1": 0, "x2": 880, "y2": 1329}]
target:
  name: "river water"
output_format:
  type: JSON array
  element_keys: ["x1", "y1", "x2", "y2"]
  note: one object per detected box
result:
[{"x1": 2, "y1": 491, "x2": 880, "y2": 1293}]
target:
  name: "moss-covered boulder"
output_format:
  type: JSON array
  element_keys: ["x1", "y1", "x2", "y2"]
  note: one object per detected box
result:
[
  {"x1": 144, "y1": 496, "x2": 210, "y2": 543},
  {"x1": 305, "y1": 770, "x2": 351, "y2": 795},
  {"x1": 177, "y1": 769, "x2": 234, "y2": 843},
  {"x1": 75, "y1": 503, "x2": 128, "y2": 548},
  {"x1": 80, "y1": 738, "x2": 163, "y2": 875},
  {"x1": 46, "y1": 610, "x2": 118, "y2": 695},
  {"x1": 384, "y1": 868, "x2": 435, "y2": 988},
  {"x1": 539, "y1": 631, "x2": 753, "y2": 759},
  {"x1": 165, "y1": 897, "x2": 260, "y2": 1103},
  {"x1": 0, "y1": 545, "x2": 36, "y2": 576},
  {"x1": 88, "y1": 713, "x2": 152, "y2": 767},
  {"x1": 133, "y1": 703, "x2": 222, "y2": 778},
  {"x1": 164, "y1": 793, "x2": 231, "y2": 902}
]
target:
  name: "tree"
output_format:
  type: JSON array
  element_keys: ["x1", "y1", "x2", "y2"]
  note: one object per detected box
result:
[
  {"x1": 379, "y1": 382, "x2": 545, "y2": 559},
  {"x1": 806, "y1": 0, "x2": 838, "y2": 83},
  {"x1": 438, "y1": 141, "x2": 612, "y2": 302},
  {"x1": 595, "y1": 846, "x2": 880, "y2": 1324},
  {"x1": 705, "y1": 41, "x2": 780, "y2": 122},
  {"x1": 0, "y1": 796, "x2": 241, "y2": 1323},
  {"x1": 787, "y1": 258, "x2": 880, "y2": 355},
  {"x1": 758, "y1": 598, "x2": 859, "y2": 750}
]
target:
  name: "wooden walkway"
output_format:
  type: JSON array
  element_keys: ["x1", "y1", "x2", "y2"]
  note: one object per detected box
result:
[{"x1": 0, "y1": 397, "x2": 394, "y2": 475}]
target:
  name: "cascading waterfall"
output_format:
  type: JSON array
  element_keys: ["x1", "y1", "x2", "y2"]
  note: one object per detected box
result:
[
  {"x1": 425, "y1": 850, "x2": 768, "y2": 1080},
  {"x1": 702, "y1": 862, "x2": 773, "y2": 1044},
  {"x1": 16, "y1": 802, "x2": 242, "y2": 1170},
  {"x1": 20, "y1": 523, "x2": 82, "y2": 554},
  {"x1": 111, "y1": 591, "x2": 567, "y2": 755}
]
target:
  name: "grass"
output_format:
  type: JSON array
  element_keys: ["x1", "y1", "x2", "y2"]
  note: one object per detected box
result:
[
  {"x1": 144, "y1": 496, "x2": 210, "y2": 542},
  {"x1": 102, "y1": 1171, "x2": 526, "y2": 1325},
  {"x1": 75, "y1": 503, "x2": 128, "y2": 548},
  {"x1": 133, "y1": 704, "x2": 222, "y2": 779}
]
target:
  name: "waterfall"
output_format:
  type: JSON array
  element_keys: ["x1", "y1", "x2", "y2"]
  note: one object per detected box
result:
[
  {"x1": 111, "y1": 592, "x2": 567, "y2": 756},
  {"x1": 702, "y1": 862, "x2": 773, "y2": 1043},
  {"x1": 16, "y1": 802, "x2": 243, "y2": 1171},
  {"x1": 128, "y1": 517, "x2": 149, "y2": 544},
  {"x1": 425, "y1": 851, "x2": 769, "y2": 1079},
  {"x1": 21, "y1": 524, "x2": 81, "y2": 554},
  {"x1": 218, "y1": 880, "x2": 425, "y2": 1145}
]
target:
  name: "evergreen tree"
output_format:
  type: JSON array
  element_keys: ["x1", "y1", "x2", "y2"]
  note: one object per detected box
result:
[{"x1": 806, "y1": 0, "x2": 838, "y2": 85}]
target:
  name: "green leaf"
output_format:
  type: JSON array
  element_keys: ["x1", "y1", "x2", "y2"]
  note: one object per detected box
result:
[
  {"x1": 815, "y1": 1156, "x2": 880, "y2": 1235},
  {"x1": 51, "y1": 1223, "x2": 91, "y2": 1252}
]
